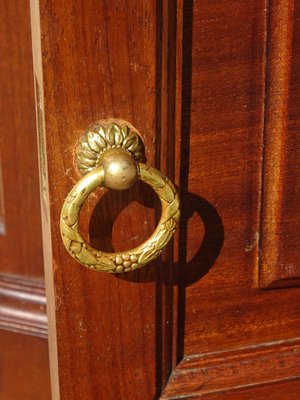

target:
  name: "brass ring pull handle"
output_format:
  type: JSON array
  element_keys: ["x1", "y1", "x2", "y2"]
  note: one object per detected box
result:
[{"x1": 60, "y1": 121, "x2": 180, "y2": 273}]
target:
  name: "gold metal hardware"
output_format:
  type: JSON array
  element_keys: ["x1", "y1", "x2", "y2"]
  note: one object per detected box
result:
[{"x1": 60, "y1": 121, "x2": 180, "y2": 273}]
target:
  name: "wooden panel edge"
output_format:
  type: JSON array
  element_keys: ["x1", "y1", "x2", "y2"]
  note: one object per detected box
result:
[
  {"x1": 161, "y1": 338, "x2": 300, "y2": 399},
  {"x1": 259, "y1": 0, "x2": 296, "y2": 288},
  {"x1": 0, "y1": 274, "x2": 47, "y2": 338},
  {"x1": 162, "y1": 379, "x2": 300, "y2": 400},
  {"x1": 156, "y1": 0, "x2": 182, "y2": 391},
  {"x1": 30, "y1": 0, "x2": 60, "y2": 398}
]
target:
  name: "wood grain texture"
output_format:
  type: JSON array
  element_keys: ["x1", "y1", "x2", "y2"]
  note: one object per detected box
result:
[
  {"x1": 0, "y1": 0, "x2": 43, "y2": 279},
  {"x1": 0, "y1": 274, "x2": 47, "y2": 338},
  {"x1": 162, "y1": 379, "x2": 300, "y2": 400},
  {"x1": 0, "y1": 2, "x2": 50, "y2": 399},
  {"x1": 259, "y1": 0, "x2": 300, "y2": 288},
  {"x1": 168, "y1": 0, "x2": 300, "y2": 397},
  {"x1": 31, "y1": 0, "x2": 300, "y2": 399},
  {"x1": 172, "y1": 0, "x2": 300, "y2": 362},
  {"x1": 161, "y1": 338, "x2": 300, "y2": 398},
  {"x1": 0, "y1": 154, "x2": 5, "y2": 235},
  {"x1": 30, "y1": 1, "x2": 60, "y2": 397},
  {"x1": 31, "y1": 0, "x2": 178, "y2": 398},
  {"x1": 0, "y1": 330, "x2": 51, "y2": 400}
]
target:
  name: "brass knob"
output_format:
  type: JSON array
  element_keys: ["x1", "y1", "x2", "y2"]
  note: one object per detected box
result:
[{"x1": 60, "y1": 120, "x2": 180, "y2": 273}]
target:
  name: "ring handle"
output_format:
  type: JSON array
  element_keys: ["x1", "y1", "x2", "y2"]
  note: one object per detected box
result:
[{"x1": 60, "y1": 121, "x2": 180, "y2": 273}]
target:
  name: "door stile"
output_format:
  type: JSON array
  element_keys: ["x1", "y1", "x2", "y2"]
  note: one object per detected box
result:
[{"x1": 30, "y1": 1, "x2": 60, "y2": 399}]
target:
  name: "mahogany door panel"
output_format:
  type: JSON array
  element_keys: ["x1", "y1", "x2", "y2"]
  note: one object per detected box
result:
[
  {"x1": 162, "y1": 0, "x2": 300, "y2": 396},
  {"x1": 171, "y1": 0, "x2": 299, "y2": 351},
  {"x1": 0, "y1": 0, "x2": 44, "y2": 279},
  {"x1": 31, "y1": 1, "x2": 167, "y2": 399},
  {"x1": 169, "y1": 380, "x2": 300, "y2": 400},
  {"x1": 260, "y1": 0, "x2": 300, "y2": 287},
  {"x1": 30, "y1": 0, "x2": 300, "y2": 399},
  {"x1": 0, "y1": 330, "x2": 51, "y2": 400},
  {"x1": 0, "y1": 1, "x2": 50, "y2": 399}
]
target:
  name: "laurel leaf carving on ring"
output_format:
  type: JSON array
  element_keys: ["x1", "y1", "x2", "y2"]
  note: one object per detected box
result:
[
  {"x1": 60, "y1": 120, "x2": 179, "y2": 274},
  {"x1": 60, "y1": 162, "x2": 180, "y2": 273}
]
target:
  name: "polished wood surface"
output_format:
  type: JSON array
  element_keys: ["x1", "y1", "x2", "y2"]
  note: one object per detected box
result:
[
  {"x1": 0, "y1": 1, "x2": 50, "y2": 399},
  {"x1": 172, "y1": 380, "x2": 300, "y2": 400},
  {"x1": 260, "y1": 0, "x2": 300, "y2": 288},
  {"x1": 0, "y1": 0, "x2": 43, "y2": 279},
  {"x1": 31, "y1": 0, "x2": 300, "y2": 399},
  {"x1": 0, "y1": 330, "x2": 51, "y2": 400},
  {"x1": 31, "y1": 1, "x2": 168, "y2": 398},
  {"x1": 0, "y1": 273, "x2": 47, "y2": 338},
  {"x1": 0, "y1": 154, "x2": 4, "y2": 234},
  {"x1": 174, "y1": 0, "x2": 300, "y2": 358},
  {"x1": 162, "y1": 338, "x2": 300, "y2": 398}
]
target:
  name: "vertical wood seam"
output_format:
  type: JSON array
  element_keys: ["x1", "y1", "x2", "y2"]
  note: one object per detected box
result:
[{"x1": 155, "y1": 0, "x2": 179, "y2": 395}]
